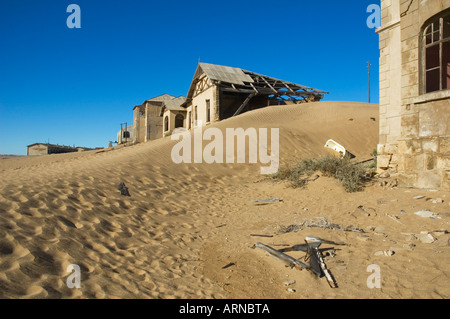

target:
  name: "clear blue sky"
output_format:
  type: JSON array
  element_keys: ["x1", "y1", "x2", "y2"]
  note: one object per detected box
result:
[{"x1": 0, "y1": 0, "x2": 380, "y2": 155}]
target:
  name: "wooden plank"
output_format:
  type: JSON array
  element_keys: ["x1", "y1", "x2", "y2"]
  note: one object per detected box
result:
[
  {"x1": 219, "y1": 85, "x2": 325, "y2": 99},
  {"x1": 260, "y1": 76, "x2": 278, "y2": 94},
  {"x1": 233, "y1": 93, "x2": 255, "y2": 117},
  {"x1": 282, "y1": 81, "x2": 296, "y2": 94},
  {"x1": 249, "y1": 82, "x2": 260, "y2": 94},
  {"x1": 309, "y1": 243, "x2": 338, "y2": 288},
  {"x1": 220, "y1": 87, "x2": 256, "y2": 94}
]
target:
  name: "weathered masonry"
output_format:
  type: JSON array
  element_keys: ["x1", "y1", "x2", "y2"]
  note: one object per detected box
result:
[
  {"x1": 133, "y1": 94, "x2": 186, "y2": 143},
  {"x1": 377, "y1": 0, "x2": 450, "y2": 190},
  {"x1": 27, "y1": 143, "x2": 93, "y2": 156}
]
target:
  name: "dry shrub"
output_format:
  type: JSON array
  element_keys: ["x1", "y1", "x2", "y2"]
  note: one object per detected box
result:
[{"x1": 273, "y1": 155, "x2": 369, "y2": 192}]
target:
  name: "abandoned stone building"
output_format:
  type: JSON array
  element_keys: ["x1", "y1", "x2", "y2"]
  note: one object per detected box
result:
[
  {"x1": 183, "y1": 62, "x2": 327, "y2": 129},
  {"x1": 117, "y1": 124, "x2": 134, "y2": 144},
  {"x1": 132, "y1": 94, "x2": 186, "y2": 143},
  {"x1": 27, "y1": 143, "x2": 93, "y2": 156},
  {"x1": 130, "y1": 62, "x2": 327, "y2": 144},
  {"x1": 376, "y1": 0, "x2": 449, "y2": 190},
  {"x1": 161, "y1": 96, "x2": 187, "y2": 135}
]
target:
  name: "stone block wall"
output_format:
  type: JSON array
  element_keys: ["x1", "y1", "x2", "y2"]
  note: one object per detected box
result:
[{"x1": 377, "y1": 0, "x2": 450, "y2": 190}]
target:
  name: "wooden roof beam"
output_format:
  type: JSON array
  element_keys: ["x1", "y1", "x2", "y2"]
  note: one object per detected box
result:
[
  {"x1": 281, "y1": 81, "x2": 296, "y2": 94},
  {"x1": 259, "y1": 76, "x2": 278, "y2": 94},
  {"x1": 233, "y1": 93, "x2": 255, "y2": 117}
]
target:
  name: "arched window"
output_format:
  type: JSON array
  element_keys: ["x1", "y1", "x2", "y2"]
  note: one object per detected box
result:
[
  {"x1": 175, "y1": 114, "x2": 184, "y2": 128},
  {"x1": 164, "y1": 116, "x2": 169, "y2": 132},
  {"x1": 421, "y1": 9, "x2": 450, "y2": 94}
]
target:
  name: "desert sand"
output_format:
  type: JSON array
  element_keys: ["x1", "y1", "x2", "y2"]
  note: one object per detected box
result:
[{"x1": 0, "y1": 101, "x2": 449, "y2": 299}]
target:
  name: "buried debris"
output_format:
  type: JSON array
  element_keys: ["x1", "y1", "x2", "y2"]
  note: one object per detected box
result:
[
  {"x1": 254, "y1": 238, "x2": 338, "y2": 288},
  {"x1": 324, "y1": 139, "x2": 355, "y2": 159},
  {"x1": 118, "y1": 182, "x2": 131, "y2": 197},
  {"x1": 222, "y1": 262, "x2": 236, "y2": 270},
  {"x1": 414, "y1": 210, "x2": 441, "y2": 219},
  {"x1": 354, "y1": 205, "x2": 377, "y2": 217},
  {"x1": 248, "y1": 198, "x2": 282, "y2": 205},
  {"x1": 250, "y1": 234, "x2": 274, "y2": 238},
  {"x1": 385, "y1": 213, "x2": 404, "y2": 225},
  {"x1": 278, "y1": 217, "x2": 365, "y2": 234},
  {"x1": 254, "y1": 242, "x2": 310, "y2": 271}
]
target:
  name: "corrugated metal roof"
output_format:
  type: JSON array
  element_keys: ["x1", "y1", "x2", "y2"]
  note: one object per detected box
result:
[{"x1": 199, "y1": 62, "x2": 254, "y2": 86}]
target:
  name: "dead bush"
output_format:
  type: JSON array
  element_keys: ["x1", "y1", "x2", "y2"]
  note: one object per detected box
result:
[{"x1": 273, "y1": 155, "x2": 370, "y2": 192}]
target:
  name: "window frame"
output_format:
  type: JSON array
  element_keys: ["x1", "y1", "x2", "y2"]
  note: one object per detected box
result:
[
  {"x1": 420, "y1": 9, "x2": 450, "y2": 94},
  {"x1": 194, "y1": 105, "x2": 198, "y2": 126},
  {"x1": 206, "y1": 99, "x2": 211, "y2": 123},
  {"x1": 174, "y1": 113, "x2": 185, "y2": 129},
  {"x1": 164, "y1": 116, "x2": 169, "y2": 132},
  {"x1": 187, "y1": 111, "x2": 191, "y2": 129}
]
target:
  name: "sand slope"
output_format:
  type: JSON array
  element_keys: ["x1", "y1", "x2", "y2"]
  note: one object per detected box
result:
[{"x1": 0, "y1": 101, "x2": 449, "y2": 299}]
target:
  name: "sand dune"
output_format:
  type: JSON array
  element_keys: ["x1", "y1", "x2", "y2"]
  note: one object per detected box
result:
[{"x1": 1, "y1": 101, "x2": 449, "y2": 299}]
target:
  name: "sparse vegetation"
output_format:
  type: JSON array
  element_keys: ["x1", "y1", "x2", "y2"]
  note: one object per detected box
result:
[
  {"x1": 273, "y1": 155, "x2": 372, "y2": 192},
  {"x1": 371, "y1": 148, "x2": 378, "y2": 157}
]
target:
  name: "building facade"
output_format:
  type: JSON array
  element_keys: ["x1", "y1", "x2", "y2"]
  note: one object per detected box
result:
[
  {"x1": 117, "y1": 124, "x2": 134, "y2": 144},
  {"x1": 27, "y1": 143, "x2": 92, "y2": 156},
  {"x1": 133, "y1": 94, "x2": 185, "y2": 143},
  {"x1": 161, "y1": 96, "x2": 187, "y2": 136},
  {"x1": 377, "y1": 0, "x2": 449, "y2": 189},
  {"x1": 183, "y1": 63, "x2": 327, "y2": 129}
]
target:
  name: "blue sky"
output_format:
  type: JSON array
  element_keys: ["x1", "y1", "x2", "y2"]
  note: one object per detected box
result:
[{"x1": 0, "y1": 0, "x2": 380, "y2": 155}]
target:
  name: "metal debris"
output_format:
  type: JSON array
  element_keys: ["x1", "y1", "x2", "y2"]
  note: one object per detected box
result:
[
  {"x1": 254, "y1": 237, "x2": 339, "y2": 288},
  {"x1": 248, "y1": 198, "x2": 282, "y2": 205},
  {"x1": 254, "y1": 242, "x2": 310, "y2": 271}
]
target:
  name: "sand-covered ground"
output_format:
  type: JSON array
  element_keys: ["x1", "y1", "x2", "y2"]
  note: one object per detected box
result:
[{"x1": 0, "y1": 101, "x2": 449, "y2": 299}]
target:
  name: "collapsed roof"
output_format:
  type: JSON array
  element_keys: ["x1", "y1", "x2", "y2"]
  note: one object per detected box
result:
[{"x1": 186, "y1": 62, "x2": 328, "y2": 105}]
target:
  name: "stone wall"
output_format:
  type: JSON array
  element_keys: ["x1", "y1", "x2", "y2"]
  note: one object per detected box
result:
[
  {"x1": 163, "y1": 109, "x2": 187, "y2": 135},
  {"x1": 27, "y1": 144, "x2": 49, "y2": 156},
  {"x1": 190, "y1": 85, "x2": 217, "y2": 127},
  {"x1": 133, "y1": 106, "x2": 146, "y2": 143},
  {"x1": 377, "y1": 0, "x2": 450, "y2": 190}
]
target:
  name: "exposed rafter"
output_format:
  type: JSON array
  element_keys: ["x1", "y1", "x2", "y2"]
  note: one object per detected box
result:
[{"x1": 184, "y1": 62, "x2": 329, "y2": 108}]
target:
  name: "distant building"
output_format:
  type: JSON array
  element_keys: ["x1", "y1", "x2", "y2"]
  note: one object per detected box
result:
[
  {"x1": 117, "y1": 124, "x2": 134, "y2": 144},
  {"x1": 376, "y1": 0, "x2": 449, "y2": 190},
  {"x1": 27, "y1": 143, "x2": 93, "y2": 156}
]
